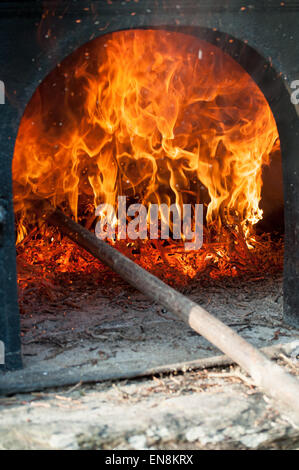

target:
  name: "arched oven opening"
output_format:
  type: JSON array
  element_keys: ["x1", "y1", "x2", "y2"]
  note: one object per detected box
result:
[
  {"x1": 2, "y1": 14, "x2": 298, "y2": 381},
  {"x1": 13, "y1": 29, "x2": 284, "y2": 317}
]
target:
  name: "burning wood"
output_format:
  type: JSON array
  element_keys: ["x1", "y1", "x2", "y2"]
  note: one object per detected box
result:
[{"x1": 16, "y1": 218, "x2": 283, "y2": 316}]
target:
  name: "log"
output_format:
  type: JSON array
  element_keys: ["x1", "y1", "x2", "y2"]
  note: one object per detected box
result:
[{"x1": 36, "y1": 200, "x2": 299, "y2": 423}]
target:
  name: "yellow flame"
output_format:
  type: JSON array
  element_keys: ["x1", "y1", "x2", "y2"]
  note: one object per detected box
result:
[{"x1": 12, "y1": 30, "x2": 279, "y2": 244}]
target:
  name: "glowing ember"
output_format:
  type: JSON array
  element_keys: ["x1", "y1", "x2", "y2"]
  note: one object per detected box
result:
[{"x1": 12, "y1": 29, "x2": 281, "y2": 287}]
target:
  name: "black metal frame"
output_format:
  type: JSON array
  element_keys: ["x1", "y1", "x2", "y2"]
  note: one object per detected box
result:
[{"x1": 1, "y1": 0, "x2": 299, "y2": 370}]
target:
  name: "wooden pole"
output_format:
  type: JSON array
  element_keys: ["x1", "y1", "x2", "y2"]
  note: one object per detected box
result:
[{"x1": 37, "y1": 201, "x2": 299, "y2": 423}]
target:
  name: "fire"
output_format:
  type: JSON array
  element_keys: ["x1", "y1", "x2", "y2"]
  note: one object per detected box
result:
[{"x1": 12, "y1": 30, "x2": 281, "y2": 287}]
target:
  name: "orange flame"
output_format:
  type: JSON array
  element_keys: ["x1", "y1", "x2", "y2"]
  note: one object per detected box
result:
[{"x1": 12, "y1": 30, "x2": 279, "y2": 246}]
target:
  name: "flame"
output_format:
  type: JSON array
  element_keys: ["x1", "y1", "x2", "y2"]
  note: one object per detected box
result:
[{"x1": 13, "y1": 30, "x2": 279, "y2": 252}]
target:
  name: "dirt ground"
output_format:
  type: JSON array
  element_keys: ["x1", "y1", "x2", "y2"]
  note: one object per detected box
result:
[{"x1": 1, "y1": 271, "x2": 299, "y2": 450}]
